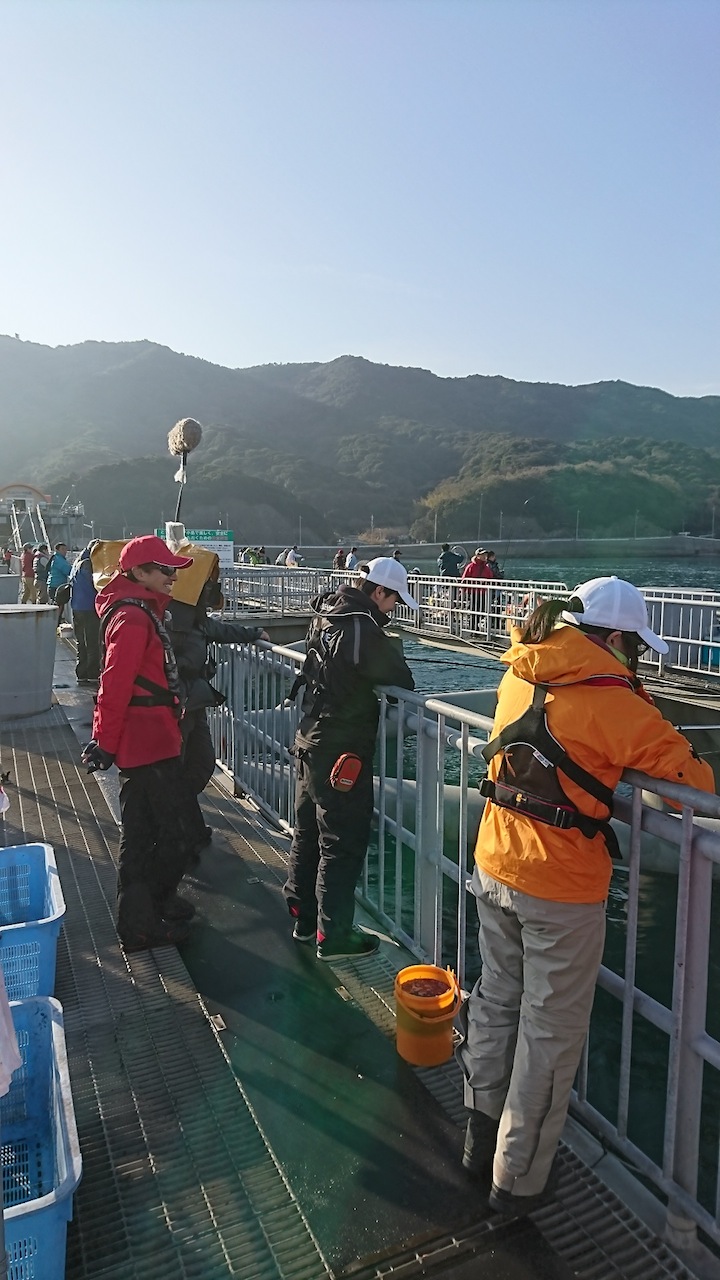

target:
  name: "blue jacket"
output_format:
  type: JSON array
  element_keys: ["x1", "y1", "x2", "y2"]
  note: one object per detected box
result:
[
  {"x1": 47, "y1": 552, "x2": 71, "y2": 592},
  {"x1": 69, "y1": 551, "x2": 97, "y2": 612}
]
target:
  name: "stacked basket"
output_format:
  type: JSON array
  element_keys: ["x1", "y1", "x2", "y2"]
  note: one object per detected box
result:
[{"x1": 0, "y1": 843, "x2": 81, "y2": 1280}]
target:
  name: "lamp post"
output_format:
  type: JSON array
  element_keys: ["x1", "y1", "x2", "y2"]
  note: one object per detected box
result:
[
  {"x1": 575, "y1": 509, "x2": 580, "y2": 540},
  {"x1": 498, "y1": 510, "x2": 503, "y2": 541},
  {"x1": 713, "y1": 506, "x2": 716, "y2": 539},
  {"x1": 477, "y1": 493, "x2": 483, "y2": 542},
  {"x1": 634, "y1": 509, "x2": 639, "y2": 539},
  {"x1": 433, "y1": 510, "x2": 438, "y2": 542}
]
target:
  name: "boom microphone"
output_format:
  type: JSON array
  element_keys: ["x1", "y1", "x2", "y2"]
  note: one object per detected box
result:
[{"x1": 168, "y1": 417, "x2": 203, "y2": 519}]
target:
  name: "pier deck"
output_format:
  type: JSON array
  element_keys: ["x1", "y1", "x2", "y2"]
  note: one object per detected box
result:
[{"x1": 0, "y1": 639, "x2": 709, "y2": 1279}]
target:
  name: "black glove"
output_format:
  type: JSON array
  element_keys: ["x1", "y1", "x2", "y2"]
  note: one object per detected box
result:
[{"x1": 81, "y1": 740, "x2": 115, "y2": 773}]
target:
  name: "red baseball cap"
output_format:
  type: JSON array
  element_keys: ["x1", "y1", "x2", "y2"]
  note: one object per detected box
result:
[{"x1": 119, "y1": 535, "x2": 194, "y2": 572}]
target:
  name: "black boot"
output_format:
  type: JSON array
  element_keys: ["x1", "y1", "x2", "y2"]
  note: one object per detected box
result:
[
  {"x1": 488, "y1": 1154, "x2": 561, "y2": 1216},
  {"x1": 462, "y1": 1110, "x2": 499, "y2": 1180}
]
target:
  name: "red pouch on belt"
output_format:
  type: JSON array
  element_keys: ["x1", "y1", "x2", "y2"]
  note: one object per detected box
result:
[{"x1": 330, "y1": 753, "x2": 363, "y2": 792}]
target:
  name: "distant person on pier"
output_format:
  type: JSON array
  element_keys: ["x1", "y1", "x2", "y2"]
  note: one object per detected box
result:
[
  {"x1": 2, "y1": 546, "x2": 11, "y2": 574},
  {"x1": 275, "y1": 548, "x2": 289, "y2": 566},
  {"x1": 48, "y1": 542, "x2": 72, "y2": 625},
  {"x1": 32, "y1": 544, "x2": 50, "y2": 604},
  {"x1": 392, "y1": 548, "x2": 403, "y2": 561},
  {"x1": 283, "y1": 557, "x2": 416, "y2": 960},
  {"x1": 437, "y1": 543, "x2": 464, "y2": 577},
  {"x1": 69, "y1": 543, "x2": 100, "y2": 685},
  {"x1": 457, "y1": 576, "x2": 714, "y2": 1217},
  {"x1": 332, "y1": 548, "x2": 346, "y2": 570},
  {"x1": 345, "y1": 547, "x2": 359, "y2": 571},
  {"x1": 461, "y1": 547, "x2": 493, "y2": 630},
  {"x1": 20, "y1": 544, "x2": 35, "y2": 602},
  {"x1": 285, "y1": 545, "x2": 303, "y2": 567},
  {"x1": 485, "y1": 549, "x2": 503, "y2": 579}
]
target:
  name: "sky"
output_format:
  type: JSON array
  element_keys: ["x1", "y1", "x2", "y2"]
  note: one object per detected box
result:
[{"x1": 1, "y1": 0, "x2": 718, "y2": 396}]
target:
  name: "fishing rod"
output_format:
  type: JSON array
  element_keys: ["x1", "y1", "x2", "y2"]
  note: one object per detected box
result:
[{"x1": 498, "y1": 498, "x2": 532, "y2": 575}]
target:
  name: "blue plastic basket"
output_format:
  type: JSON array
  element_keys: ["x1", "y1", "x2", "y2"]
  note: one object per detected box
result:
[
  {"x1": 2, "y1": 997, "x2": 82, "y2": 1280},
  {"x1": 0, "y1": 845, "x2": 66, "y2": 1000}
]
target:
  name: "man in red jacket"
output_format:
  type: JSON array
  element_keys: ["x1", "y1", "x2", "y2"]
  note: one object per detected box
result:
[{"x1": 81, "y1": 535, "x2": 195, "y2": 951}]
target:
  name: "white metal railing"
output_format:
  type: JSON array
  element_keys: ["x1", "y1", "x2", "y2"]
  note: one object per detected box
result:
[
  {"x1": 220, "y1": 566, "x2": 720, "y2": 681},
  {"x1": 208, "y1": 635, "x2": 720, "y2": 1249}
]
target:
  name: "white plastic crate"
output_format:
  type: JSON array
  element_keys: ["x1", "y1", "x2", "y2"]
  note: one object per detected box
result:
[
  {"x1": 0, "y1": 845, "x2": 66, "y2": 1000},
  {"x1": 2, "y1": 997, "x2": 82, "y2": 1280}
]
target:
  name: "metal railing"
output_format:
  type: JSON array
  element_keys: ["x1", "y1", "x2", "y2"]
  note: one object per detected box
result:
[
  {"x1": 208, "y1": 633, "x2": 720, "y2": 1250},
  {"x1": 220, "y1": 566, "x2": 720, "y2": 681}
]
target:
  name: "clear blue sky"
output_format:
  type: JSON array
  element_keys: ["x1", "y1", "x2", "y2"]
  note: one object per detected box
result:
[{"x1": 2, "y1": 0, "x2": 718, "y2": 396}]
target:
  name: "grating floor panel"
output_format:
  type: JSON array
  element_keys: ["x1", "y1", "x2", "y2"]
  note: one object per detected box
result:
[{"x1": 0, "y1": 712, "x2": 330, "y2": 1280}]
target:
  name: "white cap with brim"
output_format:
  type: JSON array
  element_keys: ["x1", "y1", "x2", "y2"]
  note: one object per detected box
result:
[
  {"x1": 362, "y1": 557, "x2": 419, "y2": 610},
  {"x1": 560, "y1": 575, "x2": 668, "y2": 655}
]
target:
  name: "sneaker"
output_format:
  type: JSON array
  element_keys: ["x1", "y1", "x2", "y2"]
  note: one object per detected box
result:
[
  {"x1": 160, "y1": 892, "x2": 196, "y2": 921},
  {"x1": 292, "y1": 921, "x2": 316, "y2": 943},
  {"x1": 488, "y1": 1157, "x2": 560, "y2": 1217},
  {"x1": 316, "y1": 928, "x2": 380, "y2": 961},
  {"x1": 120, "y1": 920, "x2": 190, "y2": 952},
  {"x1": 462, "y1": 1110, "x2": 499, "y2": 1181}
]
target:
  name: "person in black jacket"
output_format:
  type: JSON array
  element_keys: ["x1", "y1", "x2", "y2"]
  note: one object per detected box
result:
[
  {"x1": 167, "y1": 576, "x2": 269, "y2": 859},
  {"x1": 283, "y1": 557, "x2": 417, "y2": 961},
  {"x1": 437, "y1": 543, "x2": 464, "y2": 577}
]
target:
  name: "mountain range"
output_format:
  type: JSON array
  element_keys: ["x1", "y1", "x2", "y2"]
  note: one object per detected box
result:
[{"x1": 1, "y1": 335, "x2": 718, "y2": 542}]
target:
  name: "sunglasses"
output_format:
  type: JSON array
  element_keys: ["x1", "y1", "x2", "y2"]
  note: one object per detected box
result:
[{"x1": 153, "y1": 563, "x2": 178, "y2": 577}]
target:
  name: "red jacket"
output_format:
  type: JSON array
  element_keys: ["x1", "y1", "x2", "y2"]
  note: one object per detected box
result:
[
  {"x1": 92, "y1": 574, "x2": 182, "y2": 769},
  {"x1": 461, "y1": 559, "x2": 494, "y2": 582}
]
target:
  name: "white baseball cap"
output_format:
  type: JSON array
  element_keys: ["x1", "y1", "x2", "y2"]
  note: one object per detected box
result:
[
  {"x1": 561, "y1": 576, "x2": 668, "y2": 654},
  {"x1": 362, "y1": 557, "x2": 419, "y2": 610}
]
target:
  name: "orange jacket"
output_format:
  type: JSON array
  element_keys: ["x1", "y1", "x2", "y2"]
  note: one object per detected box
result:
[{"x1": 475, "y1": 625, "x2": 715, "y2": 903}]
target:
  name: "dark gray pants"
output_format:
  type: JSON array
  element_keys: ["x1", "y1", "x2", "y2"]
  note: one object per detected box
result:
[
  {"x1": 283, "y1": 743, "x2": 374, "y2": 940},
  {"x1": 117, "y1": 756, "x2": 194, "y2": 939}
]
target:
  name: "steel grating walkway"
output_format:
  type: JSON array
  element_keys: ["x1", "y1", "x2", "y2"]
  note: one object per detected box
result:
[
  {"x1": 0, "y1": 639, "x2": 713, "y2": 1280},
  {"x1": 0, "y1": 708, "x2": 330, "y2": 1280}
]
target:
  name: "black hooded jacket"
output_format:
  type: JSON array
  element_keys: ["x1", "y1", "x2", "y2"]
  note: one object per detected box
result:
[{"x1": 296, "y1": 585, "x2": 415, "y2": 752}]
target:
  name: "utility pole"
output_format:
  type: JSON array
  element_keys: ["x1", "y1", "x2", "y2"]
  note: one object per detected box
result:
[
  {"x1": 433, "y1": 510, "x2": 438, "y2": 542},
  {"x1": 713, "y1": 506, "x2": 716, "y2": 539},
  {"x1": 634, "y1": 509, "x2": 639, "y2": 539},
  {"x1": 299, "y1": 515, "x2": 302, "y2": 545},
  {"x1": 477, "y1": 493, "x2": 483, "y2": 542},
  {"x1": 575, "y1": 509, "x2": 580, "y2": 540},
  {"x1": 498, "y1": 510, "x2": 503, "y2": 541}
]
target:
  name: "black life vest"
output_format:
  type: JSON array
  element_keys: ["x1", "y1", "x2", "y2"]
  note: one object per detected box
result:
[
  {"x1": 99, "y1": 598, "x2": 183, "y2": 717},
  {"x1": 480, "y1": 681, "x2": 627, "y2": 860}
]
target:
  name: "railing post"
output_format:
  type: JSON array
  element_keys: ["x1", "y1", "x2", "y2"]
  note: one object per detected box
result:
[
  {"x1": 415, "y1": 706, "x2": 443, "y2": 963},
  {"x1": 664, "y1": 809, "x2": 713, "y2": 1254}
]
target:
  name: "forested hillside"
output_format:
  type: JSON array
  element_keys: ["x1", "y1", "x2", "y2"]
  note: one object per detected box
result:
[{"x1": 1, "y1": 336, "x2": 718, "y2": 539}]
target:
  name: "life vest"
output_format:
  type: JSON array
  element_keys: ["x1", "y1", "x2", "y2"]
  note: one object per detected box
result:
[
  {"x1": 480, "y1": 680, "x2": 630, "y2": 860},
  {"x1": 99, "y1": 598, "x2": 183, "y2": 717}
]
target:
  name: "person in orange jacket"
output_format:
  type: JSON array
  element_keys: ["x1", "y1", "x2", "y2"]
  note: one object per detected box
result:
[{"x1": 457, "y1": 576, "x2": 714, "y2": 1216}]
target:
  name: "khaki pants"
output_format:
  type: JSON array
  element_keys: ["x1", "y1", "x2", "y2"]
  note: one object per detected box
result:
[
  {"x1": 21, "y1": 576, "x2": 35, "y2": 604},
  {"x1": 456, "y1": 866, "x2": 606, "y2": 1197}
]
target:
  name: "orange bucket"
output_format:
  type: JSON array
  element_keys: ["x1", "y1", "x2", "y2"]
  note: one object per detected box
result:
[{"x1": 394, "y1": 964, "x2": 461, "y2": 1066}]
